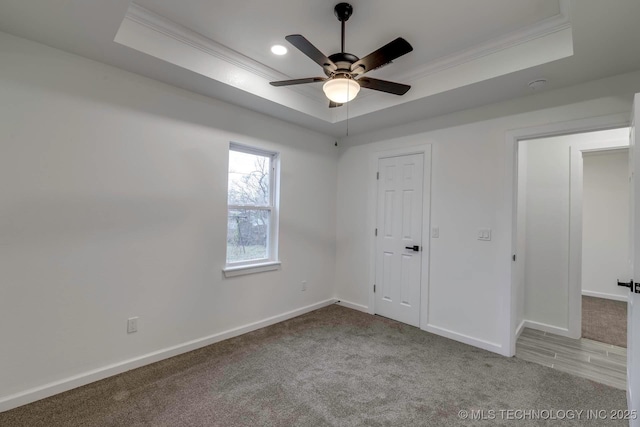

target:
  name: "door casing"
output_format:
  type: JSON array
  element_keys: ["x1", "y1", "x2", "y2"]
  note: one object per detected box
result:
[{"x1": 627, "y1": 94, "x2": 640, "y2": 425}]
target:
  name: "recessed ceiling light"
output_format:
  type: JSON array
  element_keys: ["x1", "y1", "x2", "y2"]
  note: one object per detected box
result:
[
  {"x1": 528, "y1": 79, "x2": 547, "y2": 90},
  {"x1": 271, "y1": 45, "x2": 288, "y2": 55}
]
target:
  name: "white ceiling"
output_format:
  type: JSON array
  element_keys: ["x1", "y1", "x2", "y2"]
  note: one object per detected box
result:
[
  {"x1": 133, "y1": 0, "x2": 560, "y2": 81},
  {"x1": 1, "y1": 0, "x2": 640, "y2": 137}
]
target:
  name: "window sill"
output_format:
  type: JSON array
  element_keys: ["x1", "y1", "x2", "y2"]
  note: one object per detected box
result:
[{"x1": 223, "y1": 261, "x2": 281, "y2": 278}]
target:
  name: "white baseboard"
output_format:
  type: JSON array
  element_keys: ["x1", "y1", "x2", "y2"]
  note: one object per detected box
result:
[
  {"x1": 0, "y1": 298, "x2": 337, "y2": 413},
  {"x1": 522, "y1": 320, "x2": 570, "y2": 337},
  {"x1": 338, "y1": 303, "x2": 507, "y2": 356},
  {"x1": 582, "y1": 290, "x2": 628, "y2": 302},
  {"x1": 515, "y1": 320, "x2": 526, "y2": 339},
  {"x1": 335, "y1": 299, "x2": 369, "y2": 313},
  {"x1": 424, "y1": 324, "x2": 505, "y2": 356}
]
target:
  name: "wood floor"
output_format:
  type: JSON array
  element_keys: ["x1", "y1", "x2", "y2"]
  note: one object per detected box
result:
[{"x1": 516, "y1": 328, "x2": 627, "y2": 390}]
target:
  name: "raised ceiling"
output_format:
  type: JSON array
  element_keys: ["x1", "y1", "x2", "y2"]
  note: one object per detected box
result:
[
  {"x1": 1, "y1": 0, "x2": 640, "y2": 137},
  {"x1": 116, "y1": 0, "x2": 572, "y2": 123},
  {"x1": 133, "y1": 0, "x2": 561, "y2": 81}
]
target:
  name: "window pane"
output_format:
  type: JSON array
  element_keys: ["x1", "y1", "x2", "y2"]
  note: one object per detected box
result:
[
  {"x1": 228, "y1": 150, "x2": 270, "y2": 206},
  {"x1": 227, "y1": 209, "x2": 270, "y2": 263}
]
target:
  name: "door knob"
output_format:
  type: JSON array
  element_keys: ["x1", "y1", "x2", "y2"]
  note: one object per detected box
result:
[
  {"x1": 618, "y1": 279, "x2": 634, "y2": 289},
  {"x1": 405, "y1": 245, "x2": 420, "y2": 252},
  {"x1": 618, "y1": 279, "x2": 640, "y2": 293}
]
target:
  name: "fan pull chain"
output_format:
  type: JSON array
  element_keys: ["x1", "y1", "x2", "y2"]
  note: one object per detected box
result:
[{"x1": 346, "y1": 82, "x2": 350, "y2": 136}]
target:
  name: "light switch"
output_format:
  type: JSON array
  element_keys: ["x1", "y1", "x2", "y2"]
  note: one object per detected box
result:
[
  {"x1": 478, "y1": 228, "x2": 492, "y2": 241},
  {"x1": 432, "y1": 227, "x2": 439, "y2": 238}
]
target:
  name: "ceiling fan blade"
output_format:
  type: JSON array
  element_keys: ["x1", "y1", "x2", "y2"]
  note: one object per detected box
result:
[
  {"x1": 329, "y1": 101, "x2": 343, "y2": 108},
  {"x1": 351, "y1": 38, "x2": 413, "y2": 75},
  {"x1": 357, "y1": 77, "x2": 411, "y2": 95},
  {"x1": 270, "y1": 77, "x2": 327, "y2": 87},
  {"x1": 285, "y1": 35, "x2": 337, "y2": 71}
]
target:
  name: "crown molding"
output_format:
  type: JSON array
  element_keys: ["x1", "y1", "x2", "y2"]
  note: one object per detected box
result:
[
  {"x1": 355, "y1": 1, "x2": 573, "y2": 105},
  {"x1": 354, "y1": 0, "x2": 572, "y2": 102},
  {"x1": 122, "y1": 0, "x2": 573, "y2": 115},
  {"x1": 402, "y1": 2, "x2": 571, "y2": 83},
  {"x1": 126, "y1": 3, "x2": 279, "y2": 81},
  {"x1": 124, "y1": 3, "x2": 326, "y2": 106}
]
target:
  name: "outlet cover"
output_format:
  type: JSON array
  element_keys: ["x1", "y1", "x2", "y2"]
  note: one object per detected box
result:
[{"x1": 127, "y1": 317, "x2": 138, "y2": 334}]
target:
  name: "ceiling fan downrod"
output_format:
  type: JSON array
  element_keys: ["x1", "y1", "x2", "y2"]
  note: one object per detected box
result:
[{"x1": 334, "y1": 3, "x2": 353, "y2": 54}]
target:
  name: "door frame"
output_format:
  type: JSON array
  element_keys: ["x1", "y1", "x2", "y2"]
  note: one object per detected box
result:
[
  {"x1": 571, "y1": 145, "x2": 630, "y2": 297},
  {"x1": 504, "y1": 113, "x2": 630, "y2": 357},
  {"x1": 367, "y1": 144, "x2": 432, "y2": 329}
]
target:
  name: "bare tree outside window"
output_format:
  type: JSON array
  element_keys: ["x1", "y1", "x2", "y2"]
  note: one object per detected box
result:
[
  {"x1": 228, "y1": 155, "x2": 270, "y2": 206},
  {"x1": 226, "y1": 147, "x2": 277, "y2": 264}
]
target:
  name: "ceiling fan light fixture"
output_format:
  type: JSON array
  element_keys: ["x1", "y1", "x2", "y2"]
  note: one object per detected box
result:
[{"x1": 323, "y1": 77, "x2": 360, "y2": 103}]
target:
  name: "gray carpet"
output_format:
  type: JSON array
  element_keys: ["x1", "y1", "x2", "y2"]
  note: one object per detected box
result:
[
  {"x1": 582, "y1": 295, "x2": 627, "y2": 347},
  {"x1": 0, "y1": 304, "x2": 628, "y2": 426}
]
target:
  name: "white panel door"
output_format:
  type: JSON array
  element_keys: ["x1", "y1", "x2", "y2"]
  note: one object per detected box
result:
[
  {"x1": 375, "y1": 153, "x2": 424, "y2": 327},
  {"x1": 629, "y1": 94, "x2": 640, "y2": 426}
]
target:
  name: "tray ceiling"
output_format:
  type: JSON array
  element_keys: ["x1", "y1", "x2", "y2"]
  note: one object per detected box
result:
[
  {"x1": 133, "y1": 0, "x2": 562, "y2": 81},
  {"x1": 2, "y1": 0, "x2": 640, "y2": 137},
  {"x1": 116, "y1": 0, "x2": 572, "y2": 123}
]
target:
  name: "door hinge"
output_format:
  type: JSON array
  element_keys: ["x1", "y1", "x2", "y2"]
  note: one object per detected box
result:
[
  {"x1": 375, "y1": 228, "x2": 378, "y2": 236},
  {"x1": 373, "y1": 284, "x2": 376, "y2": 293},
  {"x1": 376, "y1": 172, "x2": 379, "y2": 180}
]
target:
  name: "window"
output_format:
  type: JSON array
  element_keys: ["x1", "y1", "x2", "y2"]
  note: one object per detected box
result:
[{"x1": 224, "y1": 143, "x2": 280, "y2": 275}]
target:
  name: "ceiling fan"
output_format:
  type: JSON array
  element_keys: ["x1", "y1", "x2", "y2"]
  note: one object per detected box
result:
[{"x1": 270, "y1": 3, "x2": 413, "y2": 108}]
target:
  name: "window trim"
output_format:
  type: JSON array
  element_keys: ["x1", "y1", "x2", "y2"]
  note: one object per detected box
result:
[
  {"x1": 224, "y1": 142, "x2": 280, "y2": 275},
  {"x1": 223, "y1": 261, "x2": 281, "y2": 278}
]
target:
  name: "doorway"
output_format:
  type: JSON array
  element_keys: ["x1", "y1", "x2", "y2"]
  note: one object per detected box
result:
[
  {"x1": 369, "y1": 145, "x2": 432, "y2": 329},
  {"x1": 510, "y1": 127, "x2": 629, "y2": 388},
  {"x1": 513, "y1": 127, "x2": 629, "y2": 340},
  {"x1": 581, "y1": 148, "x2": 629, "y2": 347},
  {"x1": 375, "y1": 153, "x2": 424, "y2": 327}
]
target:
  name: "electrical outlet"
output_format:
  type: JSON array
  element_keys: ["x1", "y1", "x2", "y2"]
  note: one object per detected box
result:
[
  {"x1": 301, "y1": 280, "x2": 307, "y2": 291},
  {"x1": 127, "y1": 317, "x2": 138, "y2": 334}
]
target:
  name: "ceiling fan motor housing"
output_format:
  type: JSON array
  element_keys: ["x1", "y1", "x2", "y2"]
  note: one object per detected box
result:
[{"x1": 325, "y1": 52, "x2": 360, "y2": 77}]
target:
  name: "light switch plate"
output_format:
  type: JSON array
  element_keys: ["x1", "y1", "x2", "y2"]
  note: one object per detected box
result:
[
  {"x1": 478, "y1": 228, "x2": 492, "y2": 241},
  {"x1": 432, "y1": 227, "x2": 439, "y2": 238}
]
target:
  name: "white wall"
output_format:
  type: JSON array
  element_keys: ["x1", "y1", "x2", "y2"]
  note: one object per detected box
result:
[
  {"x1": 582, "y1": 149, "x2": 630, "y2": 300},
  {"x1": 0, "y1": 32, "x2": 337, "y2": 408},
  {"x1": 336, "y1": 73, "x2": 640, "y2": 355},
  {"x1": 3, "y1": 28, "x2": 640, "y2": 411},
  {"x1": 522, "y1": 135, "x2": 571, "y2": 330},
  {"x1": 521, "y1": 129, "x2": 629, "y2": 334}
]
